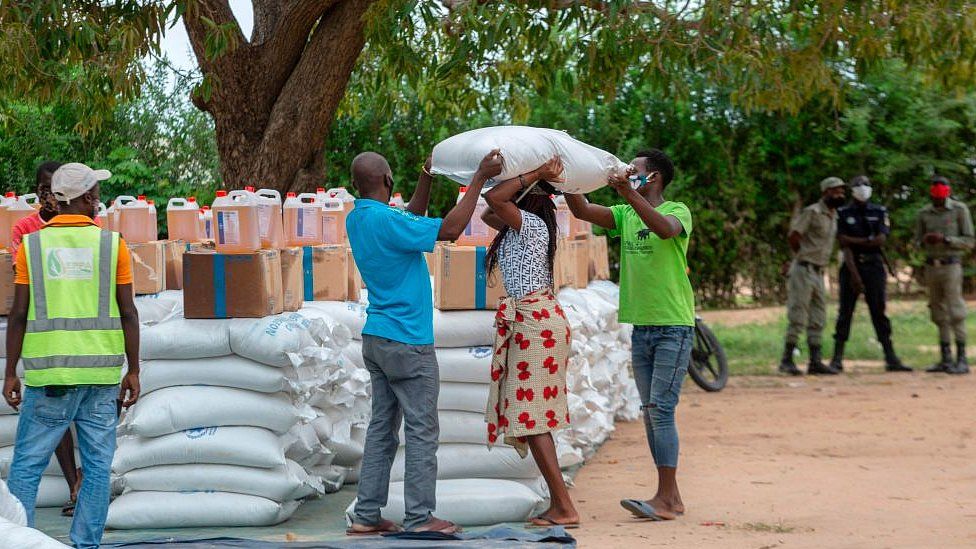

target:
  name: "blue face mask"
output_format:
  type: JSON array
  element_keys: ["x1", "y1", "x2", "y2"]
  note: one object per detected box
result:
[{"x1": 628, "y1": 174, "x2": 648, "y2": 190}]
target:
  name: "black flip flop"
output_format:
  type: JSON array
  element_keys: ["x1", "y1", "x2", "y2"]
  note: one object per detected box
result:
[
  {"x1": 61, "y1": 499, "x2": 76, "y2": 517},
  {"x1": 527, "y1": 514, "x2": 581, "y2": 529},
  {"x1": 620, "y1": 499, "x2": 669, "y2": 521}
]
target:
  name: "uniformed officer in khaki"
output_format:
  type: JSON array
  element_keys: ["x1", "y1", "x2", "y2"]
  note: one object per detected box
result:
[
  {"x1": 779, "y1": 177, "x2": 847, "y2": 376},
  {"x1": 916, "y1": 176, "x2": 974, "y2": 374}
]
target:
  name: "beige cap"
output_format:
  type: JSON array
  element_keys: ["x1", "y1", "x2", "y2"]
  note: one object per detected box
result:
[
  {"x1": 51, "y1": 163, "x2": 111, "y2": 203},
  {"x1": 820, "y1": 176, "x2": 845, "y2": 192}
]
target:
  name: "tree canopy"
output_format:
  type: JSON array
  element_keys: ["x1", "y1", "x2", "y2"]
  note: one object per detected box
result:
[{"x1": 3, "y1": 1, "x2": 976, "y2": 189}]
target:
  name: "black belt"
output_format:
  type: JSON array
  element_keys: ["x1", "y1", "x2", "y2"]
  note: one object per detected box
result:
[
  {"x1": 926, "y1": 257, "x2": 960, "y2": 266},
  {"x1": 855, "y1": 252, "x2": 883, "y2": 263},
  {"x1": 797, "y1": 261, "x2": 823, "y2": 272}
]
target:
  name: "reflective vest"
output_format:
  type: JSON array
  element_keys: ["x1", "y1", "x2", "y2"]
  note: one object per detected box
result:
[{"x1": 22, "y1": 226, "x2": 124, "y2": 386}]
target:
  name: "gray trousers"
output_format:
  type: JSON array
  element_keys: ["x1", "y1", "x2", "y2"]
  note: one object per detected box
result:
[
  {"x1": 785, "y1": 261, "x2": 827, "y2": 347},
  {"x1": 353, "y1": 335, "x2": 439, "y2": 529}
]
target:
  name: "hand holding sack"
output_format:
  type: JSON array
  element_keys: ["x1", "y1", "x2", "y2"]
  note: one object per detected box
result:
[{"x1": 431, "y1": 126, "x2": 629, "y2": 194}]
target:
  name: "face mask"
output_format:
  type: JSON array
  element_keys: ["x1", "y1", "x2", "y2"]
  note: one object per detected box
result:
[
  {"x1": 628, "y1": 174, "x2": 647, "y2": 190},
  {"x1": 825, "y1": 196, "x2": 846, "y2": 209},
  {"x1": 852, "y1": 185, "x2": 872, "y2": 202}
]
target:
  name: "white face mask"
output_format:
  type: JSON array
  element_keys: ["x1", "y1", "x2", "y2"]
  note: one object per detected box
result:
[{"x1": 852, "y1": 185, "x2": 872, "y2": 202}]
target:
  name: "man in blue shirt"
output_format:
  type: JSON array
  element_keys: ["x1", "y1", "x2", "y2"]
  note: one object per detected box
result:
[{"x1": 346, "y1": 150, "x2": 502, "y2": 535}]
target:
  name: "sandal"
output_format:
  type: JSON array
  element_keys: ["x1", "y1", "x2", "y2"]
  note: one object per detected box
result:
[
  {"x1": 61, "y1": 499, "x2": 76, "y2": 517},
  {"x1": 527, "y1": 514, "x2": 580, "y2": 529}
]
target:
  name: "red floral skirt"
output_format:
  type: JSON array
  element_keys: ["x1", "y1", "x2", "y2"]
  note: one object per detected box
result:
[{"x1": 486, "y1": 288, "x2": 571, "y2": 458}]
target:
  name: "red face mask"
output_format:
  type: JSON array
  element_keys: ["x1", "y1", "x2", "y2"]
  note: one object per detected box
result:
[{"x1": 930, "y1": 184, "x2": 951, "y2": 199}]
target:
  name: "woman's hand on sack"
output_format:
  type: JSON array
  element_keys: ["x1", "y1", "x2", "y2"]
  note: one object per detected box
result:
[
  {"x1": 536, "y1": 155, "x2": 565, "y2": 183},
  {"x1": 476, "y1": 149, "x2": 504, "y2": 180}
]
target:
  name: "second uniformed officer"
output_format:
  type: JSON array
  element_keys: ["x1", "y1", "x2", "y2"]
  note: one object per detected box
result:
[
  {"x1": 830, "y1": 176, "x2": 912, "y2": 372},
  {"x1": 780, "y1": 177, "x2": 847, "y2": 376},
  {"x1": 915, "y1": 176, "x2": 974, "y2": 375}
]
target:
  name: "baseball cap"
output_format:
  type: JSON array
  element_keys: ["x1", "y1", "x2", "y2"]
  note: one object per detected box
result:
[
  {"x1": 51, "y1": 163, "x2": 111, "y2": 203},
  {"x1": 820, "y1": 176, "x2": 845, "y2": 192}
]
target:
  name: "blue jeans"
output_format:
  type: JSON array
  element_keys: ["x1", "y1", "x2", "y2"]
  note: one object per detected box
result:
[
  {"x1": 631, "y1": 325, "x2": 693, "y2": 468},
  {"x1": 8, "y1": 385, "x2": 118, "y2": 549}
]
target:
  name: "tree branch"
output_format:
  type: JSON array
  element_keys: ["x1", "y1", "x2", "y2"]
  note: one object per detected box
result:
[
  {"x1": 183, "y1": 0, "x2": 245, "y2": 110},
  {"x1": 441, "y1": 0, "x2": 700, "y2": 27}
]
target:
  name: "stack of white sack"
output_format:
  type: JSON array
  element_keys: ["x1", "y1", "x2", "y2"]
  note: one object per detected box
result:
[
  {"x1": 106, "y1": 299, "x2": 356, "y2": 530},
  {"x1": 315, "y1": 281, "x2": 639, "y2": 527},
  {"x1": 0, "y1": 478, "x2": 70, "y2": 547}
]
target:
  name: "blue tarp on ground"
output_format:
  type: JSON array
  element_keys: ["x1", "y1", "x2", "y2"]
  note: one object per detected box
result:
[{"x1": 101, "y1": 526, "x2": 575, "y2": 548}]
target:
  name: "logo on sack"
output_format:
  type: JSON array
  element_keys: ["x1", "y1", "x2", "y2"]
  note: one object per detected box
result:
[
  {"x1": 45, "y1": 248, "x2": 94, "y2": 280},
  {"x1": 469, "y1": 346, "x2": 493, "y2": 359},
  {"x1": 184, "y1": 426, "x2": 219, "y2": 439}
]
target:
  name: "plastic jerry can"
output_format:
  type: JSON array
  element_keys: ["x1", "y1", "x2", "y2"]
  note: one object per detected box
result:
[
  {"x1": 321, "y1": 195, "x2": 346, "y2": 245},
  {"x1": 0, "y1": 192, "x2": 17, "y2": 249},
  {"x1": 554, "y1": 195, "x2": 572, "y2": 240},
  {"x1": 167, "y1": 197, "x2": 204, "y2": 242},
  {"x1": 455, "y1": 187, "x2": 493, "y2": 246},
  {"x1": 96, "y1": 201, "x2": 108, "y2": 227},
  {"x1": 327, "y1": 187, "x2": 356, "y2": 214},
  {"x1": 389, "y1": 193, "x2": 405, "y2": 209},
  {"x1": 212, "y1": 190, "x2": 261, "y2": 253},
  {"x1": 200, "y1": 206, "x2": 213, "y2": 240},
  {"x1": 6, "y1": 194, "x2": 39, "y2": 240},
  {"x1": 118, "y1": 195, "x2": 156, "y2": 243},
  {"x1": 283, "y1": 192, "x2": 323, "y2": 247},
  {"x1": 255, "y1": 189, "x2": 285, "y2": 249}
]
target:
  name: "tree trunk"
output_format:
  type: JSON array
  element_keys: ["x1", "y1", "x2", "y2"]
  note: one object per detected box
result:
[{"x1": 183, "y1": 0, "x2": 373, "y2": 193}]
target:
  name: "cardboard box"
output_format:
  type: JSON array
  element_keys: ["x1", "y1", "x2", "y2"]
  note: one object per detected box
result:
[
  {"x1": 163, "y1": 240, "x2": 185, "y2": 290},
  {"x1": 347, "y1": 247, "x2": 363, "y2": 302},
  {"x1": 280, "y1": 247, "x2": 304, "y2": 311},
  {"x1": 297, "y1": 245, "x2": 348, "y2": 302},
  {"x1": 588, "y1": 235, "x2": 610, "y2": 281},
  {"x1": 183, "y1": 249, "x2": 283, "y2": 318},
  {"x1": 128, "y1": 241, "x2": 166, "y2": 295},
  {"x1": 432, "y1": 245, "x2": 506, "y2": 310},
  {"x1": 568, "y1": 239, "x2": 589, "y2": 289},
  {"x1": 0, "y1": 251, "x2": 14, "y2": 315},
  {"x1": 554, "y1": 238, "x2": 572, "y2": 289}
]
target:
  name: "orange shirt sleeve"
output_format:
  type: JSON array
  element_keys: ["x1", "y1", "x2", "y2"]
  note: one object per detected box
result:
[
  {"x1": 116, "y1": 238, "x2": 133, "y2": 285},
  {"x1": 14, "y1": 245, "x2": 28, "y2": 285}
]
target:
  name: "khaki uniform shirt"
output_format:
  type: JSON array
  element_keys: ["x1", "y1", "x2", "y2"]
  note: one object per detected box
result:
[
  {"x1": 914, "y1": 199, "x2": 975, "y2": 259},
  {"x1": 790, "y1": 200, "x2": 836, "y2": 267}
]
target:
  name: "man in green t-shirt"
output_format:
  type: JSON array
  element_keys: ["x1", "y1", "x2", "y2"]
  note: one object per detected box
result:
[{"x1": 565, "y1": 148, "x2": 693, "y2": 522}]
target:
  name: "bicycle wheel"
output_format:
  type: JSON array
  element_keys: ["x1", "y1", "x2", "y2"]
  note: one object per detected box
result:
[{"x1": 688, "y1": 319, "x2": 729, "y2": 392}]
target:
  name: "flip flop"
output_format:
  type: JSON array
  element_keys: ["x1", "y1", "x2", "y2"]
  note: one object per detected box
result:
[
  {"x1": 60, "y1": 499, "x2": 76, "y2": 517},
  {"x1": 345, "y1": 519, "x2": 402, "y2": 536},
  {"x1": 527, "y1": 514, "x2": 580, "y2": 529},
  {"x1": 620, "y1": 499, "x2": 672, "y2": 521}
]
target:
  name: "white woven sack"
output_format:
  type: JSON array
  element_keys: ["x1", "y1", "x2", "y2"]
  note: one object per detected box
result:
[
  {"x1": 438, "y1": 382, "x2": 490, "y2": 413},
  {"x1": 0, "y1": 478, "x2": 26, "y2": 526},
  {"x1": 120, "y1": 386, "x2": 310, "y2": 437},
  {"x1": 140, "y1": 318, "x2": 231, "y2": 359},
  {"x1": 0, "y1": 516, "x2": 70, "y2": 548},
  {"x1": 344, "y1": 479, "x2": 544, "y2": 527},
  {"x1": 301, "y1": 302, "x2": 367, "y2": 339},
  {"x1": 139, "y1": 356, "x2": 293, "y2": 395},
  {"x1": 0, "y1": 415, "x2": 17, "y2": 446},
  {"x1": 34, "y1": 476, "x2": 70, "y2": 508},
  {"x1": 399, "y1": 411, "x2": 486, "y2": 445},
  {"x1": 437, "y1": 346, "x2": 493, "y2": 384},
  {"x1": 107, "y1": 491, "x2": 299, "y2": 529},
  {"x1": 390, "y1": 443, "x2": 540, "y2": 481},
  {"x1": 119, "y1": 460, "x2": 322, "y2": 501},
  {"x1": 0, "y1": 446, "x2": 61, "y2": 476},
  {"x1": 229, "y1": 312, "x2": 348, "y2": 368},
  {"x1": 134, "y1": 290, "x2": 184, "y2": 326},
  {"x1": 431, "y1": 126, "x2": 628, "y2": 194},
  {"x1": 112, "y1": 426, "x2": 286, "y2": 474}
]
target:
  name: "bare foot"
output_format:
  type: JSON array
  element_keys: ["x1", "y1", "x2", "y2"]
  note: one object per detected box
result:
[
  {"x1": 647, "y1": 496, "x2": 684, "y2": 517},
  {"x1": 411, "y1": 516, "x2": 461, "y2": 534},
  {"x1": 346, "y1": 518, "x2": 401, "y2": 536}
]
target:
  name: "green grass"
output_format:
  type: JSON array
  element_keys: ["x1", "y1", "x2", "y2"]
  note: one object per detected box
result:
[{"x1": 708, "y1": 300, "x2": 956, "y2": 376}]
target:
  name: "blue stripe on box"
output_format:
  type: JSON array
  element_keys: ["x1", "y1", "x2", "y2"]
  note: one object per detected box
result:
[
  {"x1": 213, "y1": 254, "x2": 227, "y2": 318},
  {"x1": 302, "y1": 246, "x2": 314, "y2": 302},
  {"x1": 475, "y1": 246, "x2": 486, "y2": 309}
]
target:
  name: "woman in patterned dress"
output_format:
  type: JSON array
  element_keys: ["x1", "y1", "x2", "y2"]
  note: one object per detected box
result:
[{"x1": 481, "y1": 156, "x2": 579, "y2": 528}]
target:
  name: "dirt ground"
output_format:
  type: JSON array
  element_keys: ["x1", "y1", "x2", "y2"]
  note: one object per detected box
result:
[{"x1": 570, "y1": 373, "x2": 976, "y2": 548}]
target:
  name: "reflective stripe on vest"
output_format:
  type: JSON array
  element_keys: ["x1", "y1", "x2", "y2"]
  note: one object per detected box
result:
[{"x1": 22, "y1": 228, "x2": 124, "y2": 386}]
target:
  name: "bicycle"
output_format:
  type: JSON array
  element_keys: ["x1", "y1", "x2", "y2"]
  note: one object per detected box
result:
[{"x1": 688, "y1": 315, "x2": 729, "y2": 392}]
